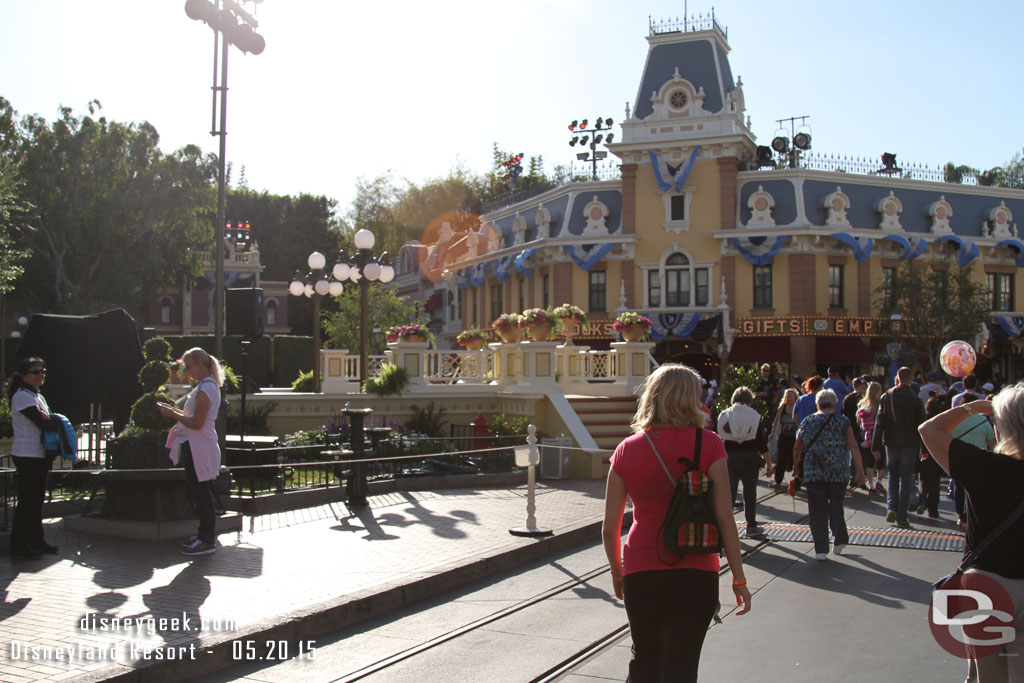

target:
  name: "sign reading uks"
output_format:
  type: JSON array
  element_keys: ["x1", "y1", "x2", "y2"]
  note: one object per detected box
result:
[{"x1": 736, "y1": 316, "x2": 912, "y2": 338}]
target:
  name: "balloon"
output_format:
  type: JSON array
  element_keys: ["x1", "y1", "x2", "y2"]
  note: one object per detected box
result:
[{"x1": 939, "y1": 340, "x2": 976, "y2": 378}]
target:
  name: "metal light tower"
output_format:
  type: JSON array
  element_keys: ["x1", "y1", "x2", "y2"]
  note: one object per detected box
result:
[
  {"x1": 569, "y1": 117, "x2": 614, "y2": 181},
  {"x1": 185, "y1": 0, "x2": 265, "y2": 359}
]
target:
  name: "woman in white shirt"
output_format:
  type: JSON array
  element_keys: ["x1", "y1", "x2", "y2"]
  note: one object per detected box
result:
[
  {"x1": 7, "y1": 357, "x2": 60, "y2": 559},
  {"x1": 158, "y1": 347, "x2": 223, "y2": 556}
]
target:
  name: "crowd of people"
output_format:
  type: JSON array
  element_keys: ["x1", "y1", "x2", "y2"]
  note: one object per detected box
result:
[{"x1": 604, "y1": 360, "x2": 1023, "y2": 682}]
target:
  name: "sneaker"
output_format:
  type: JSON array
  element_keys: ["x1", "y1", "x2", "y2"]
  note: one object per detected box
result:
[
  {"x1": 181, "y1": 535, "x2": 201, "y2": 549},
  {"x1": 893, "y1": 521, "x2": 912, "y2": 530},
  {"x1": 833, "y1": 543, "x2": 847, "y2": 555},
  {"x1": 815, "y1": 553, "x2": 828, "y2": 561},
  {"x1": 875, "y1": 482, "x2": 886, "y2": 495},
  {"x1": 746, "y1": 525, "x2": 766, "y2": 538},
  {"x1": 928, "y1": 512, "x2": 940, "y2": 519},
  {"x1": 885, "y1": 510, "x2": 897, "y2": 524},
  {"x1": 182, "y1": 541, "x2": 217, "y2": 556},
  {"x1": 917, "y1": 499, "x2": 929, "y2": 515}
]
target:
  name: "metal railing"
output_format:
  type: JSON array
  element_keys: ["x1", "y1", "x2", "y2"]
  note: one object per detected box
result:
[{"x1": 649, "y1": 11, "x2": 727, "y2": 39}]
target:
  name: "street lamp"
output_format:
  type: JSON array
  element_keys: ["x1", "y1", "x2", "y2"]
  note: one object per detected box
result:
[
  {"x1": 185, "y1": 0, "x2": 265, "y2": 360},
  {"x1": 346, "y1": 229, "x2": 393, "y2": 389},
  {"x1": 289, "y1": 251, "x2": 346, "y2": 393},
  {"x1": 568, "y1": 117, "x2": 614, "y2": 181}
]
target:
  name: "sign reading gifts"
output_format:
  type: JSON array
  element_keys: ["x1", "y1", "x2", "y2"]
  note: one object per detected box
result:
[{"x1": 736, "y1": 316, "x2": 903, "y2": 337}]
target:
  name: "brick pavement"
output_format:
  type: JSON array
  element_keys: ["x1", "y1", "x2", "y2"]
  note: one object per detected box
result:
[{"x1": 0, "y1": 479, "x2": 609, "y2": 682}]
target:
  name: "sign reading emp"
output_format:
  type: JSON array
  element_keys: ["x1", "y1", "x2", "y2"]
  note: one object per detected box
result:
[{"x1": 736, "y1": 316, "x2": 903, "y2": 337}]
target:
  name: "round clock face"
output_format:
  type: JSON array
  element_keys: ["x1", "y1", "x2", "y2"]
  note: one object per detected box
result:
[{"x1": 670, "y1": 90, "x2": 688, "y2": 109}]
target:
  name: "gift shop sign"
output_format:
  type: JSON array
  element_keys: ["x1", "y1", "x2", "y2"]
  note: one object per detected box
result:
[{"x1": 736, "y1": 316, "x2": 911, "y2": 337}]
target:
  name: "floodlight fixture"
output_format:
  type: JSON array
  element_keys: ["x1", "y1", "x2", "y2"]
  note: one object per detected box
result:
[
  {"x1": 793, "y1": 132, "x2": 811, "y2": 150},
  {"x1": 771, "y1": 136, "x2": 789, "y2": 154}
]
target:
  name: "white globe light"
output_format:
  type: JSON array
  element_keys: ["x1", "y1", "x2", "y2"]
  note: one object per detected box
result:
[
  {"x1": 307, "y1": 251, "x2": 326, "y2": 270},
  {"x1": 314, "y1": 278, "x2": 330, "y2": 296},
  {"x1": 349, "y1": 267, "x2": 361, "y2": 282},
  {"x1": 288, "y1": 280, "x2": 305, "y2": 296},
  {"x1": 333, "y1": 262, "x2": 350, "y2": 281},
  {"x1": 354, "y1": 229, "x2": 375, "y2": 250},
  {"x1": 304, "y1": 283, "x2": 314, "y2": 298},
  {"x1": 379, "y1": 264, "x2": 395, "y2": 283},
  {"x1": 329, "y1": 280, "x2": 344, "y2": 297},
  {"x1": 10, "y1": 331, "x2": 21, "y2": 338},
  {"x1": 364, "y1": 262, "x2": 382, "y2": 281},
  {"x1": 17, "y1": 316, "x2": 28, "y2": 326}
]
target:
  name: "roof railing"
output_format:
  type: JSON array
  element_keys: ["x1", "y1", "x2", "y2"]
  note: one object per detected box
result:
[{"x1": 649, "y1": 11, "x2": 727, "y2": 39}]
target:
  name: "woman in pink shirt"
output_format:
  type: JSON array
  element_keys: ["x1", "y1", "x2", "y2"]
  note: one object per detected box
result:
[{"x1": 603, "y1": 364, "x2": 751, "y2": 682}]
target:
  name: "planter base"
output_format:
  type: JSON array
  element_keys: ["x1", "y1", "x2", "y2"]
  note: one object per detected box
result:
[{"x1": 63, "y1": 512, "x2": 242, "y2": 541}]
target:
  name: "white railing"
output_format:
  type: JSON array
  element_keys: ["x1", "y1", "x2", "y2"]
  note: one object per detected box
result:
[
  {"x1": 582, "y1": 350, "x2": 615, "y2": 381},
  {"x1": 422, "y1": 350, "x2": 495, "y2": 384}
]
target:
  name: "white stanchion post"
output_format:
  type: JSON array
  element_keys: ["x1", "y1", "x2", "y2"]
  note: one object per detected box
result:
[{"x1": 509, "y1": 424, "x2": 553, "y2": 537}]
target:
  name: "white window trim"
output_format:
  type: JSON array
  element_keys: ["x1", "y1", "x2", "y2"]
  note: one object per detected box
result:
[
  {"x1": 640, "y1": 247, "x2": 715, "y2": 309},
  {"x1": 661, "y1": 184, "x2": 697, "y2": 234}
]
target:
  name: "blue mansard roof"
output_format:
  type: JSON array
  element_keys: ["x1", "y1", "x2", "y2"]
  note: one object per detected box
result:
[{"x1": 633, "y1": 33, "x2": 735, "y2": 120}]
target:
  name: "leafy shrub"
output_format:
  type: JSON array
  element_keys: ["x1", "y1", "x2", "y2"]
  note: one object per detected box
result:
[
  {"x1": 106, "y1": 431, "x2": 170, "y2": 469},
  {"x1": 143, "y1": 336, "x2": 172, "y2": 362},
  {"x1": 138, "y1": 360, "x2": 170, "y2": 392},
  {"x1": 407, "y1": 403, "x2": 447, "y2": 437},
  {"x1": 715, "y1": 363, "x2": 767, "y2": 418},
  {"x1": 365, "y1": 363, "x2": 408, "y2": 397},
  {"x1": 0, "y1": 398, "x2": 13, "y2": 438},
  {"x1": 128, "y1": 391, "x2": 175, "y2": 433},
  {"x1": 280, "y1": 428, "x2": 326, "y2": 446},
  {"x1": 221, "y1": 362, "x2": 240, "y2": 394},
  {"x1": 489, "y1": 413, "x2": 530, "y2": 437},
  {"x1": 292, "y1": 369, "x2": 314, "y2": 392},
  {"x1": 225, "y1": 401, "x2": 278, "y2": 435}
]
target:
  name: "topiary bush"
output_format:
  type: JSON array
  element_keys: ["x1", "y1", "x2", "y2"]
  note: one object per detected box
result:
[
  {"x1": 143, "y1": 336, "x2": 172, "y2": 363},
  {"x1": 291, "y1": 369, "x2": 314, "y2": 392},
  {"x1": 138, "y1": 360, "x2": 170, "y2": 391}
]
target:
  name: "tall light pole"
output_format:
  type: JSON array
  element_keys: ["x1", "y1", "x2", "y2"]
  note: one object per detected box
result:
[
  {"x1": 348, "y1": 229, "x2": 395, "y2": 390},
  {"x1": 569, "y1": 117, "x2": 614, "y2": 181},
  {"x1": 289, "y1": 252, "x2": 345, "y2": 393},
  {"x1": 185, "y1": 0, "x2": 265, "y2": 359}
]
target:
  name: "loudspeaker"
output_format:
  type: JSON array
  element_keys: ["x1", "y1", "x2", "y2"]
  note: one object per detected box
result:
[{"x1": 226, "y1": 288, "x2": 264, "y2": 338}]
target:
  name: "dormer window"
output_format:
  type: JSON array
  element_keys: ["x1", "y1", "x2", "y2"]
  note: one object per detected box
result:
[{"x1": 670, "y1": 90, "x2": 688, "y2": 110}]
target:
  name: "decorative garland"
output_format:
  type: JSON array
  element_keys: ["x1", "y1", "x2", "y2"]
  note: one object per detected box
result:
[
  {"x1": 728, "y1": 235, "x2": 788, "y2": 266},
  {"x1": 828, "y1": 232, "x2": 874, "y2": 263},
  {"x1": 566, "y1": 243, "x2": 616, "y2": 271}
]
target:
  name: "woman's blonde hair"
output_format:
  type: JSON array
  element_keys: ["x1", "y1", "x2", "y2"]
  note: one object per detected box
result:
[
  {"x1": 631, "y1": 364, "x2": 706, "y2": 433},
  {"x1": 182, "y1": 347, "x2": 224, "y2": 387},
  {"x1": 777, "y1": 388, "x2": 798, "y2": 411},
  {"x1": 991, "y1": 383, "x2": 1024, "y2": 460},
  {"x1": 858, "y1": 382, "x2": 882, "y2": 412}
]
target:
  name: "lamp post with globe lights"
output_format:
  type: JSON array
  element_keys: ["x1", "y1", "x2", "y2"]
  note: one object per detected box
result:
[
  {"x1": 289, "y1": 251, "x2": 345, "y2": 393},
  {"x1": 346, "y1": 229, "x2": 395, "y2": 390}
]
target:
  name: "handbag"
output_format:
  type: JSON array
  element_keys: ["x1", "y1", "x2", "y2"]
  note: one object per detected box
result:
[
  {"x1": 793, "y1": 412, "x2": 834, "y2": 482},
  {"x1": 932, "y1": 496, "x2": 1024, "y2": 595},
  {"x1": 644, "y1": 429, "x2": 723, "y2": 563}
]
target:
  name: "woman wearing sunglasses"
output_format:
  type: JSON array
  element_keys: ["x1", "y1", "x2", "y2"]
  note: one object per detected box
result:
[{"x1": 6, "y1": 357, "x2": 60, "y2": 559}]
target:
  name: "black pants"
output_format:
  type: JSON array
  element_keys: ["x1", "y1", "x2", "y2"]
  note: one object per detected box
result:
[
  {"x1": 181, "y1": 444, "x2": 216, "y2": 544},
  {"x1": 774, "y1": 435, "x2": 795, "y2": 484},
  {"x1": 805, "y1": 481, "x2": 849, "y2": 554},
  {"x1": 11, "y1": 456, "x2": 52, "y2": 553},
  {"x1": 623, "y1": 568, "x2": 718, "y2": 683},
  {"x1": 727, "y1": 450, "x2": 761, "y2": 526},
  {"x1": 919, "y1": 455, "x2": 943, "y2": 516}
]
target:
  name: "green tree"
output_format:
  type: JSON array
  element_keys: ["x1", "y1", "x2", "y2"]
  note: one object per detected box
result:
[
  {"x1": 11, "y1": 101, "x2": 217, "y2": 314},
  {"x1": 0, "y1": 98, "x2": 30, "y2": 294},
  {"x1": 874, "y1": 260, "x2": 990, "y2": 372},
  {"x1": 944, "y1": 150, "x2": 1024, "y2": 189},
  {"x1": 346, "y1": 174, "x2": 406, "y2": 257},
  {"x1": 322, "y1": 285, "x2": 417, "y2": 354}
]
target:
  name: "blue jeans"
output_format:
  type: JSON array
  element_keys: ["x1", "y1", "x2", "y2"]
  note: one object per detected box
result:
[{"x1": 886, "y1": 446, "x2": 917, "y2": 525}]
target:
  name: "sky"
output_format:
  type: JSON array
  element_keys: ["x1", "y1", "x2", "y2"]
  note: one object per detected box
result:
[{"x1": 2, "y1": 0, "x2": 1021, "y2": 221}]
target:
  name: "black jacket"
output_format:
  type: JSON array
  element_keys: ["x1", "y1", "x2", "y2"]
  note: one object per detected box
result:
[{"x1": 871, "y1": 384, "x2": 925, "y2": 450}]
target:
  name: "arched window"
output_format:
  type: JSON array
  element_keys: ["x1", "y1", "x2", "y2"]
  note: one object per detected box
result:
[
  {"x1": 266, "y1": 299, "x2": 277, "y2": 327},
  {"x1": 665, "y1": 253, "x2": 690, "y2": 306},
  {"x1": 159, "y1": 297, "x2": 173, "y2": 324}
]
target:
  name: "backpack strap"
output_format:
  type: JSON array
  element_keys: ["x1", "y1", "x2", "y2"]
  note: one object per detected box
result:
[{"x1": 644, "y1": 427, "x2": 704, "y2": 486}]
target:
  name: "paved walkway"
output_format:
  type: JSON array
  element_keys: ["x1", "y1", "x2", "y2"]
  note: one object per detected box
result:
[{"x1": 0, "y1": 479, "x2": 610, "y2": 682}]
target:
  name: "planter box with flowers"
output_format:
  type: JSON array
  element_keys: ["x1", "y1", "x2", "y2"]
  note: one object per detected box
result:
[
  {"x1": 520, "y1": 308, "x2": 561, "y2": 342},
  {"x1": 456, "y1": 329, "x2": 488, "y2": 351},
  {"x1": 613, "y1": 312, "x2": 653, "y2": 342},
  {"x1": 551, "y1": 303, "x2": 589, "y2": 345},
  {"x1": 492, "y1": 313, "x2": 524, "y2": 343},
  {"x1": 385, "y1": 323, "x2": 435, "y2": 347}
]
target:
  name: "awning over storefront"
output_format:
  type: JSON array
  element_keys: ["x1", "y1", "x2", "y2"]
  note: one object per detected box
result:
[
  {"x1": 815, "y1": 337, "x2": 874, "y2": 364},
  {"x1": 729, "y1": 337, "x2": 790, "y2": 363},
  {"x1": 423, "y1": 291, "x2": 444, "y2": 313}
]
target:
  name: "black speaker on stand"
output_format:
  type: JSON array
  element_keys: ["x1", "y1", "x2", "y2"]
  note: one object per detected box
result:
[{"x1": 226, "y1": 288, "x2": 263, "y2": 444}]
